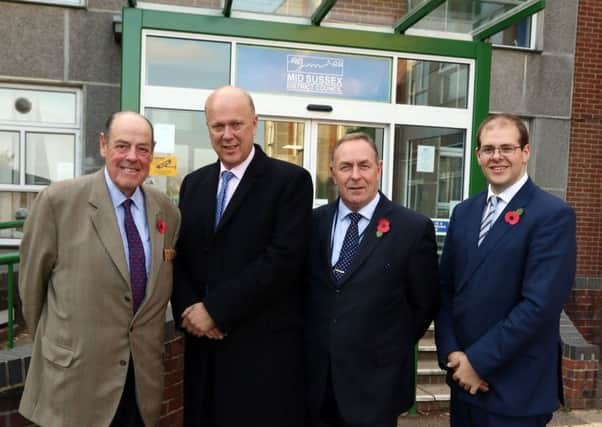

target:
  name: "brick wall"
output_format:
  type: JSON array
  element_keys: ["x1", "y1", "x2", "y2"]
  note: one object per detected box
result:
[
  {"x1": 566, "y1": 0, "x2": 602, "y2": 277},
  {"x1": 326, "y1": 0, "x2": 406, "y2": 26},
  {"x1": 564, "y1": 289, "x2": 602, "y2": 349},
  {"x1": 562, "y1": 358, "x2": 599, "y2": 409},
  {"x1": 160, "y1": 335, "x2": 185, "y2": 427}
]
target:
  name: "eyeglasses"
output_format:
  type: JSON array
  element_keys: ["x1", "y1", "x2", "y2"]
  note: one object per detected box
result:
[{"x1": 477, "y1": 145, "x2": 523, "y2": 158}]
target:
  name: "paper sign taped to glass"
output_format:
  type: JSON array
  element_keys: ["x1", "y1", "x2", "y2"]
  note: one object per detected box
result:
[{"x1": 150, "y1": 156, "x2": 177, "y2": 176}]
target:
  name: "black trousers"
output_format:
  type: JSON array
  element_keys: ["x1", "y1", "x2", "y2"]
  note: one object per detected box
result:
[
  {"x1": 316, "y1": 366, "x2": 396, "y2": 427},
  {"x1": 111, "y1": 358, "x2": 145, "y2": 427}
]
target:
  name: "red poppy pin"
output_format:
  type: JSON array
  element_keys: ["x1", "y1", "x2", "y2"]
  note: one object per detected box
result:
[
  {"x1": 504, "y1": 208, "x2": 524, "y2": 225},
  {"x1": 157, "y1": 218, "x2": 167, "y2": 234},
  {"x1": 376, "y1": 218, "x2": 391, "y2": 238}
]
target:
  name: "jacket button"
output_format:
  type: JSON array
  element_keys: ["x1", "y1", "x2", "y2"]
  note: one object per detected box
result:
[
  {"x1": 332, "y1": 318, "x2": 337, "y2": 324},
  {"x1": 129, "y1": 326, "x2": 134, "y2": 332},
  {"x1": 119, "y1": 360, "x2": 127, "y2": 366},
  {"x1": 335, "y1": 289, "x2": 341, "y2": 294},
  {"x1": 124, "y1": 295, "x2": 131, "y2": 302}
]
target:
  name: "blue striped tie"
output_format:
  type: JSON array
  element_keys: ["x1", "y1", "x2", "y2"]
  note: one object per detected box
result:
[
  {"x1": 478, "y1": 196, "x2": 499, "y2": 247},
  {"x1": 215, "y1": 170, "x2": 235, "y2": 230}
]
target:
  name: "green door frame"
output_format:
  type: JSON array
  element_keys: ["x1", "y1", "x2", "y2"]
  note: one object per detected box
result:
[{"x1": 121, "y1": 7, "x2": 490, "y2": 195}]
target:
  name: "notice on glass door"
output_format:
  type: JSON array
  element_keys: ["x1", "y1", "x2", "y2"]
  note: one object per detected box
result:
[{"x1": 416, "y1": 145, "x2": 435, "y2": 173}]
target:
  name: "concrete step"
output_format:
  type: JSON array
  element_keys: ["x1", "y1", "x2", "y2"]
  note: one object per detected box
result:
[
  {"x1": 416, "y1": 383, "x2": 450, "y2": 412},
  {"x1": 418, "y1": 336, "x2": 436, "y2": 352},
  {"x1": 417, "y1": 359, "x2": 446, "y2": 384}
]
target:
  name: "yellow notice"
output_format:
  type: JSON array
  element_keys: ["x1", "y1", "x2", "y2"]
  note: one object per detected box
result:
[{"x1": 150, "y1": 156, "x2": 177, "y2": 176}]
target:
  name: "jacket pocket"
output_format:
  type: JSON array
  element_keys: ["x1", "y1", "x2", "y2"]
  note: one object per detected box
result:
[{"x1": 41, "y1": 336, "x2": 74, "y2": 368}]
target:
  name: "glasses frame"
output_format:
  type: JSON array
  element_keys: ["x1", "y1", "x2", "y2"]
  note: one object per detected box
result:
[{"x1": 477, "y1": 144, "x2": 523, "y2": 159}]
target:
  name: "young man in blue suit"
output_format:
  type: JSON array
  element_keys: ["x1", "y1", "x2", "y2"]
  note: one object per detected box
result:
[
  {"x1": 435, "y1": 114, "x2": 577, "y2": 426},
  {"x1": 305, "y1": 133, "x2": 439, "y2": 427}
]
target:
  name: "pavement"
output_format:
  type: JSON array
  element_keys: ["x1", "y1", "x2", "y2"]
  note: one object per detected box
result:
[{"x1": 397, "y1": 409, "x2": 602, "y2": 426}]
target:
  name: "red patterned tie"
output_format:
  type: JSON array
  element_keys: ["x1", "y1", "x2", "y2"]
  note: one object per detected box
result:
[{"x1": 122, "y1": 199, "x2": 147, "y2": 312}]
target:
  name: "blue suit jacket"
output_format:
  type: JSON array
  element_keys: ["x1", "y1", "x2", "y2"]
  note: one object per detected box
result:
[{"x1": 435, "y1": 178, "x2": 576, "y2": 416}]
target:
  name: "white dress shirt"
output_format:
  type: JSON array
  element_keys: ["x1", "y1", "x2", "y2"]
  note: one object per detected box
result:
[
  {"x1": 330, "y1": 193, "x2": 381, "y2": 265},
  {"x1": 483, "y1": 173, "x2": 529, "y2": 224},
  {"x1": 104, "y1": 167, "x2": 151, "y2": 274},
  {"x1": 217, "y1": 146, "x2": 256, "y2": 210}
]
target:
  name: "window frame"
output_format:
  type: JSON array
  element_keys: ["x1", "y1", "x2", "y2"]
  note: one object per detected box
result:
[{"x1": 0, "y1": 84, "x2": 83, "y2": 192}]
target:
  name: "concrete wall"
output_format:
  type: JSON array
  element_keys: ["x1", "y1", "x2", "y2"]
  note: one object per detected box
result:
[{"x1": 489, "y1": 0, "x2": 579, "y2": 200}]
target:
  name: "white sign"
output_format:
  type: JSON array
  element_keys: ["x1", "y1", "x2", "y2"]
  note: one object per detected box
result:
[
  {"x1": 286, "y1": 55, "x2": 344, "y2": 95},
  {"x1": 416, "y1": 145, "x2": 435, "y2": 173},
  {"x1": 154, "y1": 123, "x2": 176, "y2": 154}
]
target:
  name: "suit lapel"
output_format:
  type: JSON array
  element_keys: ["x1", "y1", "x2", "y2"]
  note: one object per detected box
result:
[
  {"x1": 336, "y1": 195, "x2": 393, "y2": 287},
  {"x1": 318, "y1": 203, "x2": 338, "y2": 284},
  {"x1": 457, "y1": 179, "x2": 536, "y2": 293},
  {"x1": 215, "y1": 145, "x2": 266, "y2": 233},
  {"x1": 141, "y1": 188, "x2": 164, "y2": 313},
  {"x1": 88, "y1": 170, "x2": 130, "y2": 286},
  {"x1": 204, "y1": 163, "x2": 221, "y2": 232}
]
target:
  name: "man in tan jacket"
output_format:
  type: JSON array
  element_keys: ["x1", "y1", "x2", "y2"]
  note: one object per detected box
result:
[{"x1": 18, "y1": 111, "x2": 180, "y2": 427}]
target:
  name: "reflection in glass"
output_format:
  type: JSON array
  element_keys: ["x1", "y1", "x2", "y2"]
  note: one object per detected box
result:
[
  {"x1": 397, "y1": 59, "x2": 468, "y2": 108},
  {"x1": 232, "y1": 0, "x2": 321, "y2": 17},
  {"x1": 324, "y1": 0, "x2": 411, "y2": 26},
  {"x1": 0, "y1": 131, "x2": 19, "y2": 185},
  {"x1": 25, "y1": 133, "x2": 75, "y2": 185},
  {"x1": 145, "y1": 36, "x2": 230, "y2": 89},
  {"x1": 489, "y1": 16, "x2": 532, "y2": 48},
  {"x1": 410, "y1": 0, "x2": 528, "y2": 34},
  {"x1": 0, "y1": 191, "x2": 38, "y2": 238},
  {"x1": 316, "y1": 124, "x2": 384, "y2": 202},
  {"x1": 0, "y1": 88, "x2": 76, "y2": 124},
  {"x1": 145, "y1": 108, "x2": 213, "y2": 202},
  {"x1": 257, "y1": 120, "x2": 304, "y2": 167},
  {"x1": 392, "y1": 125, "x2": 465, "y2": 220}
]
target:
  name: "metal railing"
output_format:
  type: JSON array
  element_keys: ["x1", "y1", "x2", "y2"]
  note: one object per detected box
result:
[{"x1": 0, "y1": 220, "x2": 24, "y2": 349}]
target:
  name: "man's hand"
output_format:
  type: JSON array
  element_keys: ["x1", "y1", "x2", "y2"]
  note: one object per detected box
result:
[
  {"x1": 181, "y1": 303, "x2": 225, "y2": 339},
  {"x1": 447, "y1": 351, "x2": 489, "y2": 395}
]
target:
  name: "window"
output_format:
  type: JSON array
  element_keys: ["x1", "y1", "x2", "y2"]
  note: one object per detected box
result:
[
  {"x1": 145, "y1": 36, "x2": 231, "y2": 90},
  {"x1": 0, "y1": 85, "x2": 81, "y2": 241},
  {"x1": 489, "y1": 16, "x2": 536, "y2": 49},
  {"x1": 397, "y1": 59, "x2": 469, "y2": 108}
]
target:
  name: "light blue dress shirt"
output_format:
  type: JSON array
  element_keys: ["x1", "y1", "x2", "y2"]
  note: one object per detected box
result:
[
  {"x1": 104, "y1": 168, "x2": 151, "y2": 275},
  {"x1": 330, "y1": 193, "x2": 381, "y2": 266}
]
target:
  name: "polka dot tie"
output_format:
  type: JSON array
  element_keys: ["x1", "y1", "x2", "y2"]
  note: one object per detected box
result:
[
  {"x1": 122, "y1": 199, "x2": 147, "y2": 312},
  {"x1": 332, "y1": 212, "x2": 362, "y2": 282}
]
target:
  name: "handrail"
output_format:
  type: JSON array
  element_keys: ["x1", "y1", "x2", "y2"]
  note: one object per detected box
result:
[
  {"x1": 0, "y1": 252, "x2": 19, "y2": 349},
  {"x1": 0, "y1": 220, "x2": 23, "y2": 350},
  {"x1": 0, "y1": 220, "x2": 24, "y2": 230}
]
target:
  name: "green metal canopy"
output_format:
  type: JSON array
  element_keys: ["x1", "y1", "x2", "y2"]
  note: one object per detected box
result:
[{"x1": 161, "y1": 0, "x2": 545, "y2": 41}]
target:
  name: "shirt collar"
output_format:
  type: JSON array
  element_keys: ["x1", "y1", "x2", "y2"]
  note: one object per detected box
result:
[
  {"x1": 219, "y1": 145, "x2": 255, "y2": 180},
  {"x1": 103, "y1": 167, "x2": 145, "y2": 209},
  {"x1": 337, "y1": 192, "x2": 381, "y2": 222},
  {"x1": 487, "y1": 173, "x2": 528, "y2": 204}
]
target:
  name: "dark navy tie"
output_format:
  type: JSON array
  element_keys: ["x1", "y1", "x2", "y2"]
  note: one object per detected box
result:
[
  {"x1": 333, "y1": 212, "x2": 362, "y2": 281},
  {"x1": 215, "y1": 170, "x2": 235, "y2": 230},
  {"x1": 122, "y1": 199, "x2": 147, "y2": 312}
]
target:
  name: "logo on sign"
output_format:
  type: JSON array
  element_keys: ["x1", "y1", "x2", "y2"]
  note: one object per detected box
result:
[{"x1": 286, "y1": 55, "x2": 344, "y2": 95}]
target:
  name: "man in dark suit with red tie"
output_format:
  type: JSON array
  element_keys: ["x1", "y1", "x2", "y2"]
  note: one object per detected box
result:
[
  {"x1": 171, "y1": 86, "x2": 313, "y2": 427},
  {"x1": 435, "y1": 114, "x2": 577, "y2": 426},
  {"x1": 305, "y1": 133, "x2": 439, "y2": 427}
]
